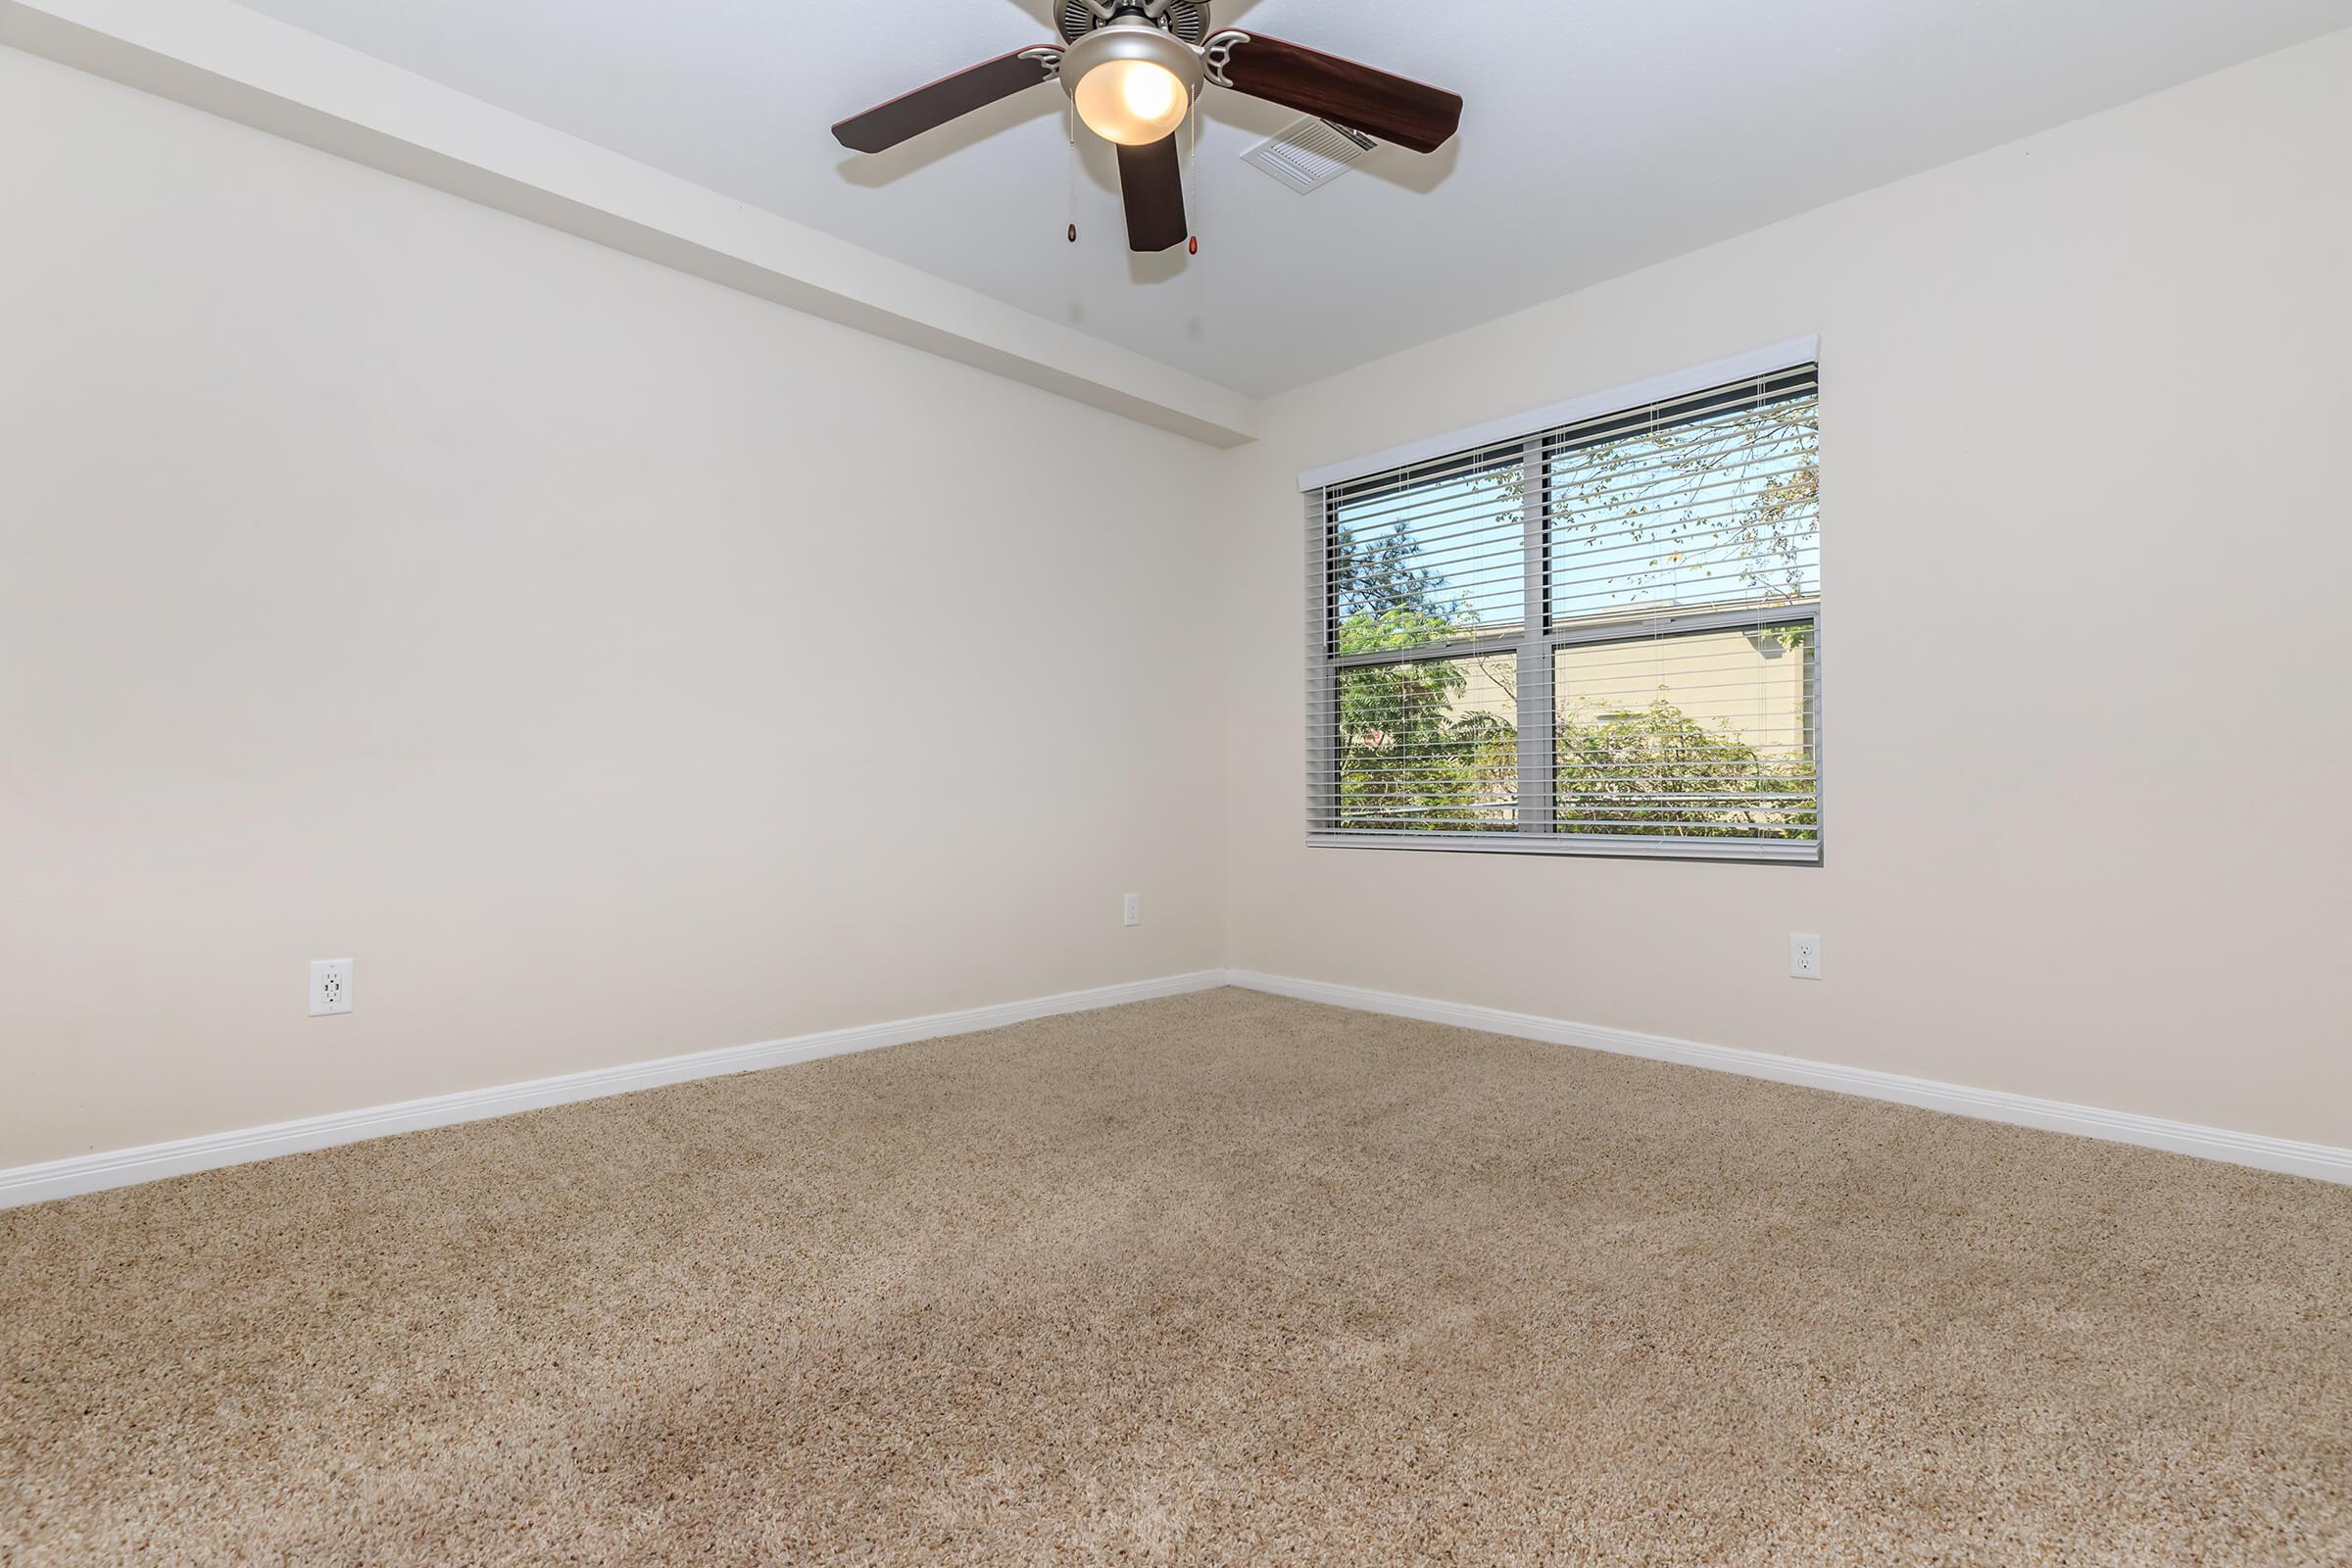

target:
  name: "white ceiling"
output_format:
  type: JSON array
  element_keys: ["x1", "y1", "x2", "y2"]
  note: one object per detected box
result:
[{"x1": 225, "y1": 0, "x2": 2344, "y2": 398}]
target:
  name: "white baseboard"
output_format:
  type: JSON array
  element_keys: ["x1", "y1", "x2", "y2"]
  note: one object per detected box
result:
[
  {"x1": 13, "y1": 966, "x2": 2344, "y2": 1208},
  {"x1": 1226, "y1": 970, "x2": 2352, "y2": 1188},
  {"x1": 0, "y1": 970, "x2": 1229, "y2": 1210}
]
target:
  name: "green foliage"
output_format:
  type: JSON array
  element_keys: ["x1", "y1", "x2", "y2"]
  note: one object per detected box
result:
[
  {"x1": 1335, "y1": 667, "x2": 1816, "y2": 840},
  {"x1": 1332, "y1": 524, "x2": 1466, "y2": 628},
  {"x1": 1336, "y1": 607, "x2": 1458, "y2": 660},
  {"x1": 1328, "y1": 520, "x2": 1517, "y2": 830},
  {"x1": 1554, "y1": 700, "x2": 1817, "y2": 840},
  {"x1": 1336, "y1": 642, "x2": 1517, "y2": 832}
]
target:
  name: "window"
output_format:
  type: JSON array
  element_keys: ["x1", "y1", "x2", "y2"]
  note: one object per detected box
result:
[{"x1": 1305, "y1": 360, "x2": 1821, "y2": 862}]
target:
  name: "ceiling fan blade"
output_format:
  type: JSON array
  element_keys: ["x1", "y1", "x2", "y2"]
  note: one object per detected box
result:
[
  {"x1": 1117, "y1": 137, "x2": 1189, "y2": 254},
  {"x1": 1208, "y1": 32, "x2": 1462, "y2": 155},
  {"x1": 832, "y1": 47, "x2": 1062, "y2": 154}
]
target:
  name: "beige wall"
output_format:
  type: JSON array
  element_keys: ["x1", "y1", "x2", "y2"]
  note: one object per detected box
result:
[
  {"x1": 0, "y1": 48, "x2": 1227, "y2": 1166},
  {"x1": 1218, "y1": 31, "x2": 2352, "y2": 1150},
  {"x1": 6, "y1": 29, "x2": 2348, "y2": 1171}
]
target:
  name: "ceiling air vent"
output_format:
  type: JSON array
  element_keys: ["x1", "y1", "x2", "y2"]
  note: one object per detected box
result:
[{"x1": 1241, "y1": 116, "x2": 1378, "y2": 194}]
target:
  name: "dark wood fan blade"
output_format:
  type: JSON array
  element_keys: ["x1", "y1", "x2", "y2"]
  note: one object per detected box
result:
[
  {"x1": 1210, "y1": 32, "x2": 1462, "y2": 155},
  {"x1": 1116, "y1": 137, "x2": 1189, "y2": 254},
  {"x1": 832, "y1": 47, "x2": 1061, "y2": 154}
]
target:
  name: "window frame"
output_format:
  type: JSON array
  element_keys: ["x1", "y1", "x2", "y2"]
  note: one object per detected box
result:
[{"x1": 1305, "y1": 366, "x2": 1823, "y2": 867}]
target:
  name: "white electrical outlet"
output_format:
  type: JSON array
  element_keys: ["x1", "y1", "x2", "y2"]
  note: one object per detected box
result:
[
  {"x1": 1123, "y1": 894, "x2": 1142, "y2": 928},
  {"x1": 310, "y1": 957, "x2": 354, "y2": 1016},
  {"x1": 1788, "y1": 934, "x2": 1822, "y2": 981}
]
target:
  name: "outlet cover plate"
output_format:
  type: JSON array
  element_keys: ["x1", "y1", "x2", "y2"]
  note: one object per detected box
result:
[
  {"x1": 1789, "y1": 934, "x2": 1822, "y2": 981},
  {"x1": 310, "y1": 957, "x2": 354, "y2": 1016}
]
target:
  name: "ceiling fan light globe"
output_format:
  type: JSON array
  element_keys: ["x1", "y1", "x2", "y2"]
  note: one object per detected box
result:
[
  {"x1": 1075, "y1": 60, "x2": 1190, "y2": 145},
  {"x1": 1059, "y1": 20, "x2": 1205, "y2": 147}
]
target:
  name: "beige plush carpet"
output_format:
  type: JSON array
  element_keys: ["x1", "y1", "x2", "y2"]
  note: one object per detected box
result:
[{"x1": 4, "y1": 989, "x2": 2348, "y2": 1566}]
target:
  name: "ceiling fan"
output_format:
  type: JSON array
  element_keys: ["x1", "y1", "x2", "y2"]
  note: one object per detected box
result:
[{"x1": 831, "y1": 0, "x2": 1464, "y2": 254}]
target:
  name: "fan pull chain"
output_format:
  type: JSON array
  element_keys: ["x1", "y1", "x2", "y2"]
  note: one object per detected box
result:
[
  {"x1": 1186, "y1": 98, "x2": 1200, "y2": 256},
  {"x1": 1066, "y1": 101, "x2": 1079, "y2": 243}
]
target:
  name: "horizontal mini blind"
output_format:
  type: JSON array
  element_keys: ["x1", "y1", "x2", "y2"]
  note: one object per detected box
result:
[
  {"x1": 1551, "y1": 624, "x2": 1817, "y2": 842},
  {"x1": 1306, "y1": 363, "x2": 1822, "y2": 861}
]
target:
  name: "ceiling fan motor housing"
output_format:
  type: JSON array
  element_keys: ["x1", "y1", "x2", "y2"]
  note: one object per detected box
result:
[{"x1": 1057, "y1": 1, "x2": 1210, "y2": 46}]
